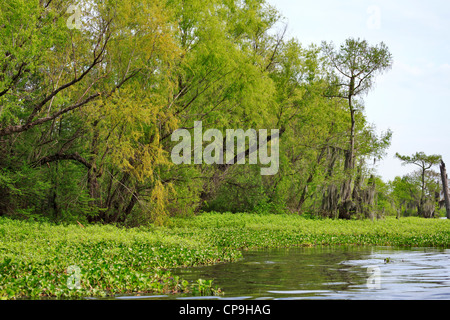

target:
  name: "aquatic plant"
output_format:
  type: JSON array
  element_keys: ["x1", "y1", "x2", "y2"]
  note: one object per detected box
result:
[{"x1": 0, "y1": 213, "x2": 449, "y2": 299}]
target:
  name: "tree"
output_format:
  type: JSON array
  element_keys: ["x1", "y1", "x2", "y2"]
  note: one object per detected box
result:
[
  {"x1": 0, "y1": 0, "x2": 179, "y2": 223},
  {"x1": 162, "y1": 0, "x2": 285, "y2": 214},
  {"x1": 395, "y1": 152, "x2": 442, "y2": 217},
  {"x1": 321, "y1": 38, "x2": 393, "y2": 218},
  {"x1": 0, "y1": 0, "x2": 401, "y2": 225},
  {"x1": 390, "y1": 175, "x2": 419, "y2": 217},
  {"x1": 439, "y1": 160, "x2": 450, "y2": 219}
]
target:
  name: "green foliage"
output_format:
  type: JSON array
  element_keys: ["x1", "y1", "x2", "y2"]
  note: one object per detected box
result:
[
  {"x1": 392, "y1": 152, "x2": 442, "y2": 218},
  {"x1": 1, "y1": 214, "x2": 449, "y2": 299},
  {"x1": 0, "y1": 217, "x2": 239, "y2": 299},
  {"x1": 395, "y1": 152, "x2": 442, "y2": 168},
  {"x1": 173, "y1": 212, "x2": 450, "y2": 249},
  {"x1": 0, "y1": 0, "x2": 422, "y2": 224},
  {"x1": 321, "y1": 38, "x2": 393, "y2": 97}
]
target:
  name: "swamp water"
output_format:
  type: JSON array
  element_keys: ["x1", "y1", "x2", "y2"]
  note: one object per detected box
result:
[{"x1": 117, "y1": 246, "x2": 450, "y2": 300}]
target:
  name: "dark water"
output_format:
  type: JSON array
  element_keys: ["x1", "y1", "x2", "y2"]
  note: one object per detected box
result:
[{"x1": 116, "y1": 246, "x2": 450, "y2": 300}]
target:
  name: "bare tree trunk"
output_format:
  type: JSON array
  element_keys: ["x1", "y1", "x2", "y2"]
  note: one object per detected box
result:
[
  {"x1": 439, "y1": 160, "x2": 450, "y2": 219},
  {"x1": 418, "y1": 167, "x2": 426, "y2": 217},
  {"x1": 339, "y1": 90, "x2": 356, "y2": 219},
  {"x1": 341, "y1": 108, "x2": 355, "y2": 203}
]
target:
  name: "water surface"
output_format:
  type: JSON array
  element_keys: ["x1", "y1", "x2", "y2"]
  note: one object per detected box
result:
[
  {"x1": 116, "y1": 246, "x2": 450, "y2": 300},
  {"x1": 170, "y1": 246, "x2": 450, "y2": 300}
]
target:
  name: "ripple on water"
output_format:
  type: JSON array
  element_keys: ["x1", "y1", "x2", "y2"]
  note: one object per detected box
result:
[{"x1": 117, "y1": 246, "x2": 450, "y2": 300}]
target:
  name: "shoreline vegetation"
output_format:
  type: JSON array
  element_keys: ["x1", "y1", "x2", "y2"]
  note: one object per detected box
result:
[
  {"x1": 1, "y1": 212, "x2": 449, "y2": 299},
  {"x1": 2, "y1": 0, "x2": 449, "y2": 303}
]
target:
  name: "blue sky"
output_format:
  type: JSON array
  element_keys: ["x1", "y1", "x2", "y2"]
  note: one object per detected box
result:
[{"x1": 267, "y1": 0, "x2": 450, "y2": 181}]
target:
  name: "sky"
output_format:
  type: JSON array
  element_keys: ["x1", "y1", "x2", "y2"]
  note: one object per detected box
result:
[{"x1": 266, "y1": 0, "x2": 450, "y2": 182}]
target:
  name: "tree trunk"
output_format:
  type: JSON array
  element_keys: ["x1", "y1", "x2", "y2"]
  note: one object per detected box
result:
[
  {"x1": 342, "y1": 107, "x2": 355, "y2": 203},
  {"x1": 107, "y1": 173, "x2": 131, "y2": 223},
  {"x1": 87, "y1": 122, "x2": 101, "y2": 216},
  {"x1": 339, "y1": 90, "x2": 356, "y2": 219},
  {"x1": 439, "y1": 160, "x2": 450, "y2": 219},
  {"x1": 124, "y1": 191, "x2": 139, "y2": 217},
  {"x1": 297, "y1": 176, "x2": 312, "y2": 213},
  {"x1": 418, "y1": 167, "x2": 426, "y2": 217},
  {"x1": 297, "y1": 146, "x2": 327, "y2": 213}
]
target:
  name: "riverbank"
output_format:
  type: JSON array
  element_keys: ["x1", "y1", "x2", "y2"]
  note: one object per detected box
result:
[{"x1": 1, "y1": 213, "x2": 449, "y2": 299}]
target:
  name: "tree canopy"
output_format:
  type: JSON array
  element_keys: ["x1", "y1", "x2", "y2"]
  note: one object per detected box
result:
[{"x1": 2, "y1": 0, "x2": 426, "y2": 225}]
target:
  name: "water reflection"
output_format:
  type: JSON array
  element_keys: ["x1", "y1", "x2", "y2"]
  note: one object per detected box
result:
[{"x1": 168, "y1": 246, "x2": 450, "y2": 300}]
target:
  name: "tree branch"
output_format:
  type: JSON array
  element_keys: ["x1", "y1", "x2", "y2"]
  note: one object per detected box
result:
[
  {"x1": 33, "y1": 152, "x2": 92, "y2": 169},
  {"x1": 25, "y1": 20, "x2": 112, "y2": 124},
  {"x1": 0, "y1": 93, "x2": 100, "y2": 137}
]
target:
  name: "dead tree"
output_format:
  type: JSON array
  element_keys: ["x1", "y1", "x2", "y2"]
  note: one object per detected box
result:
[{"x1": 439, "y1": 160, "x2": 450, "y2": 219}]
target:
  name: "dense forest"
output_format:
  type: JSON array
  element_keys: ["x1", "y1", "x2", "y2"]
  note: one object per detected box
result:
[{"x1": 0, "y1": 0, "x2": 448, "y2": 226}]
